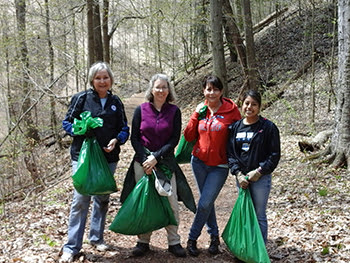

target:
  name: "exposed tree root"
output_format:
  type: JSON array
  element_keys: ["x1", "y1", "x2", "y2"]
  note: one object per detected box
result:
[
  {"x1": 303, "y1": 145, "x2": 332, "y2": 161},
  {"x1": 304, "y1": 144, "x2": 348, "y2": 170},
  {"x1": 298, "y1": 129, "x2": 333, "y2": 152},
  {"x1": 332, "y1": 151, "x2": 346, "y2": 169}
]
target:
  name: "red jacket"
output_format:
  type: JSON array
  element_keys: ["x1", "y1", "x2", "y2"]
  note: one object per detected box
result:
[{"x1": 184, "y1": 98, "x2": 241, "y2": 166}]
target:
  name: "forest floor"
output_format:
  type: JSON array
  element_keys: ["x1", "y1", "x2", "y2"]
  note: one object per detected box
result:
[
  {"x1": 1, "y1": 3, "x2": 350, "y2": 263},
  {"x1": 1, "y1": 86, "x2": 350, "y2": 263}
]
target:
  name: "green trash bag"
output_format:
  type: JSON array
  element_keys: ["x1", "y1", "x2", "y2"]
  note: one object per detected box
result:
[
  {"x1": 174, "y1": 136, "x2": 196, "y2": 164},
  {"x1": 222, "y1": 188, "x2": 270, "y2": 263},
  {"x1": 71, "y1": 111, "x2": 117, "y2": 195},
  {"x1": 175, "y1": 105, "x2": 207, "y2": 164},
  {"x1": 109, "y1": 173, "x2": 177, "y2": 235},
  {"x1": 72, "y1": 137, "x2": 117, "y2": 195},
  {"x1": 72, "y1": 111, "x2": 103, "y2": 135}
]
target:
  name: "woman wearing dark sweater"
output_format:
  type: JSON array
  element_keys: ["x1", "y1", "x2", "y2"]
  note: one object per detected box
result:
[
  {"x1": 227, "y1": 90, "x2": 281, "y2": 244},
  {"x1": 121, "y1": 73, "x2": 195, "y2": 258}
]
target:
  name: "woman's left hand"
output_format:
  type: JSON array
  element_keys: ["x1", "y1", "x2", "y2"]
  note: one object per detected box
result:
[
  {"x1": 247, "y1": 169, "x2": 262, "y2": 182},
  {"x1": 103, "y1": 138, "x2": 118, "y2": 152}
]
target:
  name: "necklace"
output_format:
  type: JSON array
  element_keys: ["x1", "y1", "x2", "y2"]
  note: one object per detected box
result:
[{"x1": 208, "y1": 102, "x2": 222, "y2": 115}]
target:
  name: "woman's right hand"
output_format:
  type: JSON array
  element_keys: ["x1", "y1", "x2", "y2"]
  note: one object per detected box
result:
[
  {"x1": 142, "y1": 155, "x2": 157, "y2": 175},
  {"x1": 236, "y1": 172, "x2": 249, "y2": 189},
  {"x1": 195, "y1": 102, "x2": 205, "y2": 113}
]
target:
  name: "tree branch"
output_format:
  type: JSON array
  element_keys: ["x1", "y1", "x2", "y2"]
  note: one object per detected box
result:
[{"x1": 0, "y1": 67, "x2": 73, "y2": 149}]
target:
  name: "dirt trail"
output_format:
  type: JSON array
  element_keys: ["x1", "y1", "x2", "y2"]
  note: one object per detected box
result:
[
  {"x1": 123, "y1": 92, "x2": 145, "y2": 123},
  {"x1": 102, "y1": 93, "x2": 241, "y2": 262}
]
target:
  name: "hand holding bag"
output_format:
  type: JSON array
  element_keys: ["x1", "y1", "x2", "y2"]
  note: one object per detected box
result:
[
  {"x1": 72, "y1": 111, "x2": 103, "y2": 135},
  {"x1": 175, "y1": 105, "x2": 207, "y2": 163},
  {"x1": 71, "y1": 111, "x2": 117, "y2": 195}
]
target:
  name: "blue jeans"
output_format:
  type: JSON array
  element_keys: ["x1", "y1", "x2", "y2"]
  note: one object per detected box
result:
[
  {"x1": 62, "y1": 161, "x2": 117, "y2": 256},
  {"x1": 243, "y1": 174, "x2": 271, "y2": 243},
  {"x1": 188, "y1": 156, "x2": 228, "y2": 240}
]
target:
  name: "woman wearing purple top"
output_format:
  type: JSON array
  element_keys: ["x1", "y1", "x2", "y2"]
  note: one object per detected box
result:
[{"x1": 120, "y1": 73, "x2": 195, "y2": 258}]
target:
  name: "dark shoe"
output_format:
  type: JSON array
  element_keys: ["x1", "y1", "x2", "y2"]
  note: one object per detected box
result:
[
  {"x1": 208, "y1": 235, "x2": 220, "y2": 255},
  {"x1": 187, "y1": 239, "x2": 199, "y2": 257},
  {"x1": 168, "y1": 244, "x2": 186, "y2": 257},
  {"x1": 132, "y1": 242, "x2": 150, "y2": 257}
]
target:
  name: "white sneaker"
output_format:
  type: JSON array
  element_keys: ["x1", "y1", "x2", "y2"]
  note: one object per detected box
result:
[
  {"x1": 59, "y1": 252, "x2": 73, "y2": 263},
  {"x1": 91, "y1": 242, "x2": 110, "y2": 252}
]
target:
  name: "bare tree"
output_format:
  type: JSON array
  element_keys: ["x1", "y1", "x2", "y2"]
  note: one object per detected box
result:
[
  {"x1": 93, "y1": 1, "x2": 103, "y2": 62},
  {"x1": 241, "y1": 0, "x2": 259, "y2": 93},
  {"x1": 87, "y1": 0, "x2": 103, "y2": 65},
  {"x1": 3, "y1": 18, "x2": 14, "y2": 126},
  {"x1": 209, "y1": 0, "x2": 228, "y2": 96},
  {"x1": 194, "y1": 0, "x2": 209, "y2": 55},
  {"x1": 222, "y1": 0, "x2": 247, "y2": 72},
  {"x1": 44, "y1": 0, "x2": 60, "y2": 147},
  {"x1": 326, "y1": 0, "x2": 350, "y2": 169},
  {"x1": 15, "y1": 0, "x2": 40, "y2": 182},
  {"x1": 87, "y1": 0, "x2": 95, "y2": 65},
  {"x1": 102, "y1": 0, "x2": 110, "y2": 63},
  {"x1": 15, "y1": 0, "x2": 40, "y2": 142}
]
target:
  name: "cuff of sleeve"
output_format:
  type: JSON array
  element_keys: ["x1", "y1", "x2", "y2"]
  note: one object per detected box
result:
[{"x1": 257, "y1": 167, "x2": 263, "y2": 174}]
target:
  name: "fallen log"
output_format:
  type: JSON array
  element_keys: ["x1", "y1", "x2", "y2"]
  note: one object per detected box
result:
[
  {"x1": 262, "y1": 50, "x2": 322, "y2": 110},
  {"x1": 253, "y1": 7, "x2": 289, "y2": 33},
  {"x1": 298, "y1": 129, "x2": 333, "y2": 152}
]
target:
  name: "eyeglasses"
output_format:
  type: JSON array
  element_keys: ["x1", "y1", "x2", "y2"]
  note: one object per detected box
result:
[{"x1": 153, "y1": 86, "x2": 168, "y2": 91}]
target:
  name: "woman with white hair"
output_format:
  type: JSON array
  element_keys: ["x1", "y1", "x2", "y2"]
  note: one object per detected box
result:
[{"x1": 60, "y1": 62, "x2": 129, "y2": 263}]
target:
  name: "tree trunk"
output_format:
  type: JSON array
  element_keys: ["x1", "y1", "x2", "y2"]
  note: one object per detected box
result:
[
  {"x1": 87, "y1": 0, "x2": 95, "y2": 66},
  {"x1": 3, "y1": 20, "x2": 14, "y2": 129},
  {"x1": 222, "y1": 0, "x2": 247, "y2": 73},
  {"x1": 310, "y1": 1, "x2": 316, "y2": 124},
  {"x1": 87, "y1": 0, "x2": 104, "y2": 65},
  {"x1": 210, "y1": 0, "x2": 228, "y2": 96},
  {"x1": 156, "y1": 20, "x2": 162, "y2": 71},
  {"x1": 72, "y1": 13, "x2": 80, "y2": 93},
  {"x1": 103, "y1": 0, "x2": 110, "y2": 63},
  {"x1": 222, "y1": 0, "x2": 237, "y2": 63},
  {"x1": 93, "y1": 2, "x2": 103, "y2": 62},
  {"x1": 329, "y1": 0, "x2": 350, "y2": 169},
  {"x1": 15, "y1": 0, "x2": 40, "y2": 142},
  {"x1": 15, "y1": 0, "x2": 40, "y2": 183},
  {"x1": 45, "y1": 0, "x2": 60, "y2": 148},
  {"x1": 241, "y1": 0, "x2": 259, "y2": 92},
  {"x1": 194, "y1": 0, "x2": 209, "y2": 55}
]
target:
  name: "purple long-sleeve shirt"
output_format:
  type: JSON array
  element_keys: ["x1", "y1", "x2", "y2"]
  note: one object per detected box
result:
[{"x1": 131, "y1": 102, "x2": 181, "y2": 163}]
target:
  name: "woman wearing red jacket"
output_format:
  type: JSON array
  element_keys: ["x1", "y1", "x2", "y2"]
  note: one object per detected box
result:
[{"x1": 184, "y1": 75, "x2": 241, "y2": 257}]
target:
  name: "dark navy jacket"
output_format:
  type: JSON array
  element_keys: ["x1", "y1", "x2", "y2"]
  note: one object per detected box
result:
[
  {"x1": 62, "y1": 89, "x2": 129, "y2": 163},
  {"x1": 227, "y1": 116, "x2": 280, "y2": 176}
]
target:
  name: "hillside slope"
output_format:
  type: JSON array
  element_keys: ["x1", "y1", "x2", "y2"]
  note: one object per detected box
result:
[{"x1": 1, "y1": 3, "x2": 349, "y2": 263}]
